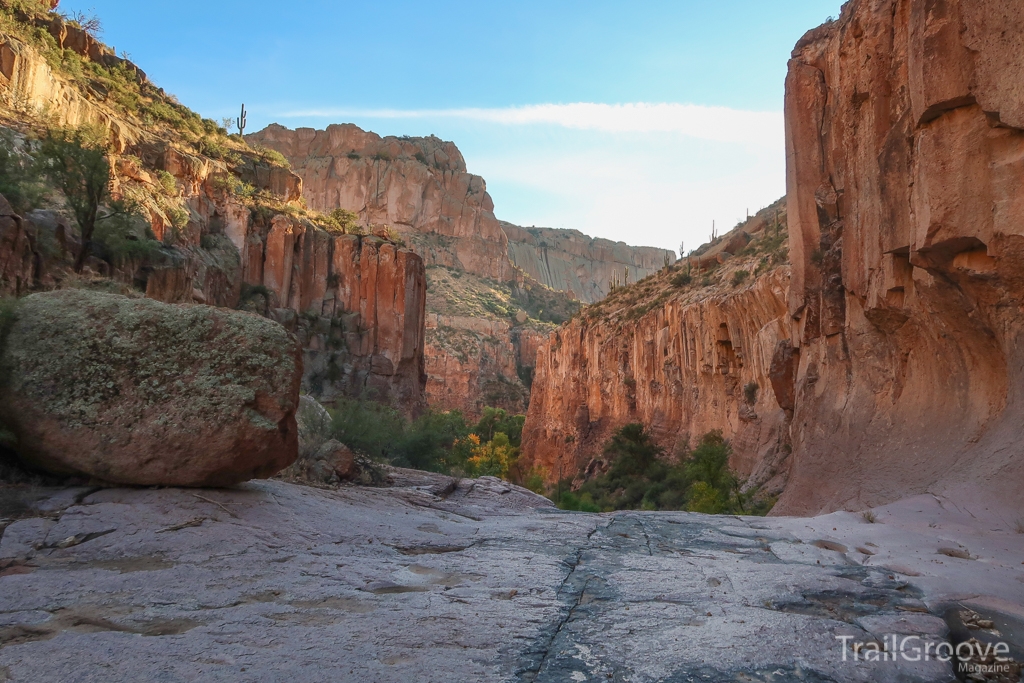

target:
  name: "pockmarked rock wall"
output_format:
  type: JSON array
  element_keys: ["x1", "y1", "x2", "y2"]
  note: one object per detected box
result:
[
  {"x1": 519, "y1": 202, "x2": 793, "y2": 489},
  {"x1": 503, "y1": 222, "x2": 676, "y2": 304},
  {"x1": 777, "y1": 0, "x2": 1024, "y2": 514}
]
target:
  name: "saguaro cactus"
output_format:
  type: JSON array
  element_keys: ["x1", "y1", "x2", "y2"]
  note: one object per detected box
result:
[{"x1": 237, "y1": 104, "x2": 247, "y2": 138}]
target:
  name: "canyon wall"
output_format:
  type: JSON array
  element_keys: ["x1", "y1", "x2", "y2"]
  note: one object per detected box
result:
[
  {"x1": 503, "y1": 222, "x2": 675, "y2": 303},
  {"x1": 248, "y1": 123, "x2": 514, "y2": 282},
  {"x1": 0, "y1": 29, "x2": 427, "y2": 413},
  {"x1": 777, "y1": 0, "x2": 1024, "y2": 514},
  {"x1": 520, "y1": 208, "x2": 792, "y2": 490},
  {"x1": 255, "y1": 124, "x2": 672, "y2": 417},
  {"x1": 522, "y1": 0, "x2": 1024, "y2": 515}
]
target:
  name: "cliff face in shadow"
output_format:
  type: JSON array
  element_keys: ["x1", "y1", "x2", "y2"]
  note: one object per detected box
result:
[
  {"x1": 503, "y1": 222, "x2": 675, "y2": 304},
  {"x1": 777, "y1": 0, "x2": 1024, "y2": 514}
]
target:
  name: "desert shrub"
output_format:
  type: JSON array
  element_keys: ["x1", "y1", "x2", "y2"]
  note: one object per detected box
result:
[
  {"x1": 37, "y1": 125, "x2": 113, "y2": 271},
  {"x1": 251, "y1": 144, "x2": 290, "y2": 169},
  {"x1": 319, "y1": 208, "x2": 360, "y2": 234},
  {"x1": 325, "y1": 397, "x2": 534, "y2": 479},
  {"x1": 211, "y1": 174, "x2": 256, "y2": 201},
  {"x1": 731, "y1": 269, "x2": 750, "y2": 287},
  {"x1": 743, "y1": 381, "x2": 759, "y2": 405},
  {"x1": 671, "y1": 271, "x2": 692, "y2": 288},
  {"x1": 155, "y1": 170, "x2": 177, "y2": 196},
  {"x1": 473, "y1": 407, "x2": 525, "y2": 447},
  {"x1": 92, "y1": 208, "x2": 161, "y2": 266}
]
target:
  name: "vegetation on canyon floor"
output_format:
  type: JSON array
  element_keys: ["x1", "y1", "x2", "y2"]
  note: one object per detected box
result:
[
  {"x1": 297, "y1": 394, "x2": 770, "y2": 516},
  {"x1": 557, "y1": 425, "x2": 775, "y2": 515},
  {"x1": 299, "y1": 398, "x2": 536, "y2": 484}
]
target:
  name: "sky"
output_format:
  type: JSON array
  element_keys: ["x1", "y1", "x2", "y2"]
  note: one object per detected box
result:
[{"x1": 57, "y1": 0, "x2": 844, "y2": 254}]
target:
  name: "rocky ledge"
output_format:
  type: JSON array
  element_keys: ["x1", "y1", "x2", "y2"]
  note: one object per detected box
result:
[{"x1": 0, "y1": 476, "x2": 1021, "y2": 682}]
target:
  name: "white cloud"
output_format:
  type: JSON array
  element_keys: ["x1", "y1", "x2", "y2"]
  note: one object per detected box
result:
[{"x1": 279, "y1": 103, "x2": 781, "y2": 146}]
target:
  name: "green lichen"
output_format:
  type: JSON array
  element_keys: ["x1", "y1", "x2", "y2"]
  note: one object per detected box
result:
[{"x1": 0, "y1": 290, "x2": 298, "y2": 432}]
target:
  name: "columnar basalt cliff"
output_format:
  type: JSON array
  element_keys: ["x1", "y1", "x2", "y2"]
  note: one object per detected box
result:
[
  {"x1": 777, "y1": 0, "x2": 1024, "y2": 514},
  {"x1": 520, "y1": 207, "x2": 793, "y2": 490},
  {"x1": 503, "y1": 222, "x2": 675, "y2": 303},
  {"x1": 0, "y1": 24, "x2": 427, "y2": 414}
]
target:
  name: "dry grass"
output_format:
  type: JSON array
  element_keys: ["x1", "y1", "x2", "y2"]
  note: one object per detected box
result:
[{"x1": 862, "y1": 511, "x2": 877, "y2": 524}]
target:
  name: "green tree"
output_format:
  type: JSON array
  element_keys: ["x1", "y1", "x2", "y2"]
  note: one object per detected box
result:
[
  {"x1": 0, "y1": 130, "x2": 44, "y2": 214},
  {"x1": 472, "y1": 407, "x2": 525, "y2": 447},
  {"x1": 605, "y1": 423, "x2": 663, "y2": 478},
  {"x1": 37, "y1": 126, "x2": 111, "y2": 272}
]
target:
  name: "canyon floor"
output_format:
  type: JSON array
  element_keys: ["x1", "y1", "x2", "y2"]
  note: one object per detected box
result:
[{"x1": 0, "y1": 473, "x2": 1022, "y2": 683}]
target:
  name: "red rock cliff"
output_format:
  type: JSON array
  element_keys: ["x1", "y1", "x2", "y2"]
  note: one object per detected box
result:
[
  {"x1": 523, "y1": 0, "x2": 1024, "y2": 515},
  {"x1": 520, "y1": 208, "x2": 792, "y2": 489},
  {"x1": 777, "y1": 0, "x2": 1024, "y2": 514},
  {"x1": 0, "y1": 29, "x2": 427, "y2": 415},
  {"x1": 248, "y1": 124, "x2": 513, "y2": 282}
]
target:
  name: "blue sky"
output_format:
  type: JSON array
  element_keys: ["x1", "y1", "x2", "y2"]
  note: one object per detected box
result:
[{"x1": 58, "y1": 0, "x2": 843, "y2": 253}]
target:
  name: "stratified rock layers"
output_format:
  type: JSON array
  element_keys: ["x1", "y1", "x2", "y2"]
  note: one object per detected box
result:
[
  {"x1": 778, "y1": 0, "x2": 1024, "y2": 514},
  {"x1": 248, "y1": 124, "x2": 514, "y2": 282},
  {"x1": 503, "y1": 223, "x2": 675, "y2": 304}
]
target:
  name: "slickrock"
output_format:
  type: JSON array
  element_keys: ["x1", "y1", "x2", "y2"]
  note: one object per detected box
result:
[
  {"x1": 0, "y1": 479, "x2": 1020, "y2": 681},
  {"x1": 0, "y1": 290, "x2": 301, "y2": 486},
  {"x1": 779, "y1": 0, "x2": 1024, "y2": 514},
  {"x1": 504, "y1": 222, "x2": 675, "y2": 303}
]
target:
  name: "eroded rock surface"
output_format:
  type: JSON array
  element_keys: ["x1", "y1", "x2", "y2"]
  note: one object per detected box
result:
[
  {"x1": 521, "y1": 207, "x2": 792, "y2": 491},
  {"x1": 779, "y1": 0, "x2": 1024, "y2": 514},
  {"x1": 0, "y1": 480, "x2": 1020, "y2": 682}
]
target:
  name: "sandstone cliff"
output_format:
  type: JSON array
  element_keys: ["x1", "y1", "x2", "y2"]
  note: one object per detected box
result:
[
  {"x1": 504, "y1": 222, "x2": 675, "y2": 303},
  {"x1": 0, "y1": 11, "x2": 427, "y2": 414},
  {"x1": 520, "y1": 206, "x2": 792, "y2": 490},
  {"x1": 777, "y1": 0, "x2": 1024, "y2": 514}
]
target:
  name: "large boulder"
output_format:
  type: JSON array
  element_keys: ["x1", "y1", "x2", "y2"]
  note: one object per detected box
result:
[{"x1": 0, "y1": 289, "x2": 302, "y2": 486}]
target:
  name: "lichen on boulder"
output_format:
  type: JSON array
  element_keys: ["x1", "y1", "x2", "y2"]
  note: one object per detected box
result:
[{"x1": 0, "y1": 289, "x2": 302, "y2": 486}]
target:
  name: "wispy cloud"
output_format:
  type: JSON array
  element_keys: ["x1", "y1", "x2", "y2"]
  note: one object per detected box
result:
[{"x1": 278, "y1": 103, "x2": 781, "y2": 146}]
